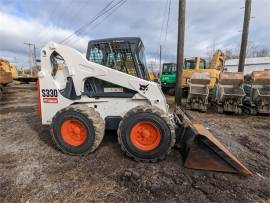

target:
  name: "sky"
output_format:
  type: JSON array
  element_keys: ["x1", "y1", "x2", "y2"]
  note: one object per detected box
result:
[{"x1": 0, "y1": 0, "x2": 269, "y2": 69}]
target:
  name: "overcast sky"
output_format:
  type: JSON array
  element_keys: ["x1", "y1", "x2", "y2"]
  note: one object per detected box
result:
[{"x1": 0, "y1": 0, "x2": 269, "y2": 68}]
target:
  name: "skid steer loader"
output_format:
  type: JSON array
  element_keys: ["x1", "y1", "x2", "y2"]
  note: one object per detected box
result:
[
  {"x1": 37, "y1": 41, "x2": 251, "y2": 175},
  {"x1": 214, "y1": 72, "x2": 246, "y2": 114},
  {"x1": 186, "y1": 72, "x2": 211, "y2": 112},
  {"x1": 243, "y1": 71, "x2": 270, "y2": 115}
]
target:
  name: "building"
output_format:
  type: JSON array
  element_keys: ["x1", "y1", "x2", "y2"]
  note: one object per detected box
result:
[{"x1": 225, "y1": 57, "x2": 270, "y2": 75}]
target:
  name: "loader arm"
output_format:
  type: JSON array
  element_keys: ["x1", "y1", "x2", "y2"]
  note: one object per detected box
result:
[{"x1": 39, "y1": 42, "x2": 168, "y2": 124}]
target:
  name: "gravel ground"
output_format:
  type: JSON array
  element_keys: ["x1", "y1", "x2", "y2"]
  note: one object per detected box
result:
[{"x1": 0, "y1": 84, "x2": 269, "y2": 202}]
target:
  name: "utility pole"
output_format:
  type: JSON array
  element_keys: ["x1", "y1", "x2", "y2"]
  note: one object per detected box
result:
[
  {"x1": 238, "y1": 0, "x2": 252, "y2": 72},
  {"x1": 33, "y1": 44, "x2": 37, "y2": 66},
  {"x1": 175, "y1": 0, "x2": 186, "y2": 106},
  {"x1": 24, "y1": 42, "x2": 35, "y2": 75}
]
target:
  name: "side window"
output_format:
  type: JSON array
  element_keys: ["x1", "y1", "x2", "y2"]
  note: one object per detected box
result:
[
  {"x1": 185, "y1": 60, "x2": 196, "y2": 69},
  {"x1": 199, "y1": 59, "x2": 206, "y2": 69},
  {"x1": 172, "y1": 64, "x2": 176, "y2": 72}
]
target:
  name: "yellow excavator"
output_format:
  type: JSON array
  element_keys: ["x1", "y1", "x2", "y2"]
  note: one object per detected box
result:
[
  {"x1": 160, "y1": 50, "x2": 224, "y2": 96},
  {"x1": 185, "y1": 50, "x2": 225, "y2": 112},
  {"x1": 17, "y1": 66, "x2": 39, "y2": 83},
  {"x1": 148, "y1": 70, "x2": 159, "y2": 82},
  {"x1": 182, "y1": 50, "x2": 225, "y2": 89},
  {"x1": 0, "y1": 58, "x2": 17, "y2": 98},
  {"x1": 0, "y1": 58, "x2": 18, "y2": 80}
]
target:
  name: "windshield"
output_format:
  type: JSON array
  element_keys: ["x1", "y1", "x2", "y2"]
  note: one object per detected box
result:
[
  {"x1": 185, "y1": 59, "x2": 206, "y2": 69},
  {"x1": 87, "y1": 42, "x2": 137, "y2": 77},
  {"x1": 137, "y1": 46, "x2": 149, "y2": 80},
  {"x1": 185, "y1": 59, "x2": 196, "y2": 69},
  {"x1": 199, "y1": 59, "x2": 206, "y2": 69},
  {"x1": 162, "y1": 63, "x2": 176, "y2": 74}
]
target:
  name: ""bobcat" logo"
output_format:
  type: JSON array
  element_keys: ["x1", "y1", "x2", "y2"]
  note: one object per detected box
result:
[{"x1": 139, "y1": 84, "x2": 149, "y2": 91}]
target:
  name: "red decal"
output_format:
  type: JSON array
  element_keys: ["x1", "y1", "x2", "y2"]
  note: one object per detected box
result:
[{"x1": 43, "y1": 98, "x2": 58, "y2": 103}]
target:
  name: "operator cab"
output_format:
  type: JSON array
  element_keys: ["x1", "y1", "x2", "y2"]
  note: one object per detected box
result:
[
  {"x1": 184, "y1": 58, "x2": 206, "y2": 69},
  {"x1": 86, "y1": 37, "x2": 149, "y2": 81},
  {"x1": 161, "y1": 63, "x2": 176, "y2": 75}
]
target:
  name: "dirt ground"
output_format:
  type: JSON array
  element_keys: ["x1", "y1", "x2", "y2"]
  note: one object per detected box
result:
[{"x1": 0, "y1": 84, "x2": 269, "y2": 202}]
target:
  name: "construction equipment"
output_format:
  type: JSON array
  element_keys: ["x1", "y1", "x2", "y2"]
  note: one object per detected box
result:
[
  {"x1": 159, "y1": 63, "x2": 177, "y2": 94},
  {"x1": 183, "y1": 50, "x2": 225, "y2": 89},
  {"x1": 186, "y1": 72, "x2": 211, "y2": 112},
  {"x1": 159, "y1": 50, "x2": 225, "y2": 96},
  {"x1": 214, "y1": 72, "x2": 245, "y2": 114},
  {"x1": 37, "y1": 41, "x2": 251, "y2": 175},
  {"x1": 184, "y1": 51, "x2": 225, "y2": 111},
  {"x1": 0, "y1": 59, "x2": 14, "y2": 99},
  {"x1": 0, "y1": 58, "x2": 18, "y2": 80},
  {"x1": 148, "y1": 70, "x2": 159, "y2": 82},
  {"x1": 17, "y1": 66, "x2": 39, "y2": 83},
  {"x1": 243, "y1": 71, "x2": 270, "y2": 115}
]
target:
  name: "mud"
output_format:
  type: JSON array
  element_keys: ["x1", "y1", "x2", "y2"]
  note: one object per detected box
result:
[{"x1": 0, "y1": 84, "x2": 269, "y2": 202}]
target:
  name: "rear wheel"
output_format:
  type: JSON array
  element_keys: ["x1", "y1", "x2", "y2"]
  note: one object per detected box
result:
[
  {"x1": 118, "y1": 105, "x2": 175, "y2": 162},
  {"x1": 51, "y1": 104, "x2": 105, "y2": 155}
]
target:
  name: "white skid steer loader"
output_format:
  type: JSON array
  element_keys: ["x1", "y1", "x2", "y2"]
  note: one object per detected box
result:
[{"x1": 37, "y1": 41, "x2": 251, "y2": 175}]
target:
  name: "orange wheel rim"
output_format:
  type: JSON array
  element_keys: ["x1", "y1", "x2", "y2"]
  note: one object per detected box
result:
[
  {"x1": 130, "y1": 121, "x2": 161, "y2": 151},
  {"x1": 61, "y1": 119, "x2": 87, "y2": 146}
]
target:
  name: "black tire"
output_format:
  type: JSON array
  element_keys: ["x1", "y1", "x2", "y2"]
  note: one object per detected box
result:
[
  {"x1": 167, "y1": 88, "x2": 175, "y2": 96},
  {"x1": 50, "y1": 104, "x2": 105, "y2": 155},
  {"x1": 117, "y1": 105, "x2": 175, "y2": 162}
]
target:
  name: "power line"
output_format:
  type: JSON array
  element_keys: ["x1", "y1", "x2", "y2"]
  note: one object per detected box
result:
[
  {"x1": 60, "y1": 0, "x2": 121, "y2": 44},
  {"x1": 71, "y1": 0, "x2": 127, "y2": 44},
  {"x1": 64, "y1": 0, "x2": 127, "y2": 44},
  {"x1": 24, "y1": 42, "x2": 36, "y2": 74},
  {"x1": 164, "y1": 0, "x2": 172, "y2": 46},
  {"x1": 159, "y1": 0, "x2": 170, "y2": 45},
  {"x1": 83, "y1": 0, "x2": 127, "y2": 33},
  {"x1": 67, "y1": 0, "x2": 94, "y2": 31},
  {"x1": 71, "y1": 0, "x2": 126, "y2": 38}
]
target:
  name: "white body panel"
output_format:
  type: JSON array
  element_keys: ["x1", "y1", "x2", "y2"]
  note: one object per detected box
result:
[{"x1": 39, "y1": 42, "x2": 168, "y2": 125}]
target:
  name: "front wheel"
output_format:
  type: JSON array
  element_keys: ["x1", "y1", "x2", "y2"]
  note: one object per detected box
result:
[
  {"x1": 117, "y1": 105, "x2": 175, "y2": 162},
  {"x1": 50, "y1": 105, "x2": 105, "y2": 155}
]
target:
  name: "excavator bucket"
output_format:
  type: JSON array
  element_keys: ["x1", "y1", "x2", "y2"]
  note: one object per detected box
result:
[{"x1": 175, "y1": 106, "x2": 252, "y2": 175}]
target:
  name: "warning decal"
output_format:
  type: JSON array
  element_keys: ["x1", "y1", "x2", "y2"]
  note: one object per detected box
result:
[{"x1": 43, "y1": 98, "x2": 58, "y2": 103}]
